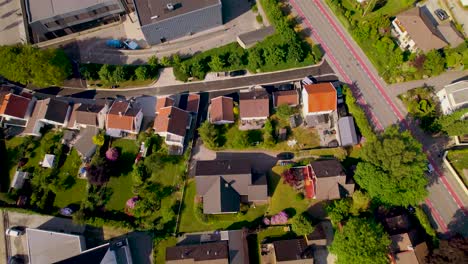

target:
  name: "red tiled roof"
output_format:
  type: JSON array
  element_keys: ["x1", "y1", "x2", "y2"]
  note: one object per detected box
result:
[
  {"x1": 0, "y1": 93, "x2": 31, "y2": 119},
  {"x1": 155, "y1": 97, "x2": 174, "y2": 113},
  {"x1": 239, "y1": 91, "x2": 269, "y2": 119},
  {"x1": 154, "y1": 106, "x2": 190, "y2": 137},
  {"x1": 186, "y1": 94, "x2": 200, "y2": 113},
  {"x1": 107, "y1": 101, "x2": 139, "y2": 131},
  {"x1": 304, "y1": 166, "x2": 315, "y2": 199},
  {"x1": 304, "y1": 83, "x2": 337, "y2": 113},
  {"x1": 273, "y1": 90, "x2": 299, "y2": 107},
  {"x1": 209, "y1": 96, "x2": 234, "y2": 123}
]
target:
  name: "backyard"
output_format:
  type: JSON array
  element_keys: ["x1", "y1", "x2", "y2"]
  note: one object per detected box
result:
[
  {"x1": 447, "y1": 149, "x2": 468, "y2": 186},
  {"x1": 398, "y1": 86, "x2": 438, "y2": 132}
]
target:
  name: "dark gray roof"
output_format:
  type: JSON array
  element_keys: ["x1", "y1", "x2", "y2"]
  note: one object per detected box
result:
[
  {"x1": 75, "y1": 103, "x2": 105, "y2": 126},
  {"x1": 134, "y1": 0, "x2": 221, "y2": 26},
  {"x1": 166, "y1": 241, "x2": 229, "y2": 262},
  {"x1": 338, "y1": 116, "x2": 358, "y2": 146},
  {"x1": 203, "y1": 177, "x2": 240, "y2": 214},
  {"x1": 226, "y1": 230, "x2": 249, "y2": 264},
  {"x1": 237, "y1": 26, "x2": 275, "y2": 48},
  {"x1": 195, "y1": 160, "x2": 251, "y2": 176},
  {"x1": 273, "y1": 238, "x2": 314, "y2": 262},
  {"x1": 44, "y1": 99, "x2": 70, "y2": 124},
  {"x1": 310, "y1": 159, "x2": 345, "y2": 178},
  {"x1": 74, "y1": 126, "x2": 99, "y2": 160}
]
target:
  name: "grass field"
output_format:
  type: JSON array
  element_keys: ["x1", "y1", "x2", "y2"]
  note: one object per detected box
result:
[
  {"x1": 447, "y1": 149, "x2": 468, "y2": 186},
  {"x1": 53, "y1": 150, "x2": 87, "y2": 208},
  {"x1": 5, "y1": 137, "x2": 27, "y2": 180}
]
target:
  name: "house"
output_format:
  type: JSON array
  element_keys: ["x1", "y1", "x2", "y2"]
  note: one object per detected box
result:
[
  {"x1": 106, "y1": 101, "x2": 143, "y2": 137},
  {"x1": 11, "y1": 171, "x2": 29, "y2": 190},
  {"x1": 394, "y1": 243, "x2": 429, "y2": 264},
  {"x1": 0, "y1": 92, "x2": 35, "y2": 127},
  {"x1": 68, "y1": 103, "x2": 109, "y2": 130},
  {"x1": 23, "y1": 98, "x2": 71, "y2": 136},
  {"x1": 183, "y1": 93, "x2": 200, "y2": 114},
  {"x1": 153, "y1": 106, "x2": 191, "y2": 153},
  {"x1": 337, "y1": 116, "x2": 359, "y2": 146},
  {"x1": 437, "y1": 81, "x2": 468, "y2": 115},
  {"x1": 133, "y1": 0, "x2": 223, "y2": 45},
  {"x1": 195, "y1": 160, "x2": 268, "y2": 214},
  {"x1": 155, "y1": 96, "x2": 175, "y2": 114},
  {"x1": 237, "y1": 26, "x2": 275, "y2": 49},
  {"x1": 239, "y1": 89, "x2": 270, "y2": 130},
  {"x1": 306, "y1": 220, "x2": 333, "y2": 247},
  {"x1": 25, "y1": 0, "x2": 126, "y2": 42},
  {"x1": 74, "y1": 126, "x2": 100, "y2": 161},
  {"x1": 391, "y1": 7, "x2": 448, "y2": 53},
  {"x1": 273, "y1": 90, "x2": 300, "y2": 108},
  {"x1": 301, "y1": 83, "x2": 337, "y2": 128},
  {"x1": 310, "y1": 159, "x2": 354, "y2": 200},
  {"x1": 271, "y1": 238, "x2": 314, "y2": 263},
  {"x1": 26, "y1": 228, "x2": 133, "y2": 264},
  {"x1": 166, "y1": 229, "x2": 249, "y2": 264},
  {"x1": 41, "y1": 154, "x2": 55, "y2": 168},
  {"x1": 209, "y1": 96, "x2": 235, "y2": 124}
]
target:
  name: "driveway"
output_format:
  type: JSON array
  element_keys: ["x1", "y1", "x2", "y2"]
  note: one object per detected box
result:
[{"x1": 443, "y1": 0, "x2": 468, "y2": 36}]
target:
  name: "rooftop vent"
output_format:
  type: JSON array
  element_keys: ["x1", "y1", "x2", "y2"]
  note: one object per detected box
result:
[{"x1": 167, "y1": 3, "x2": 174, "y2": 11}]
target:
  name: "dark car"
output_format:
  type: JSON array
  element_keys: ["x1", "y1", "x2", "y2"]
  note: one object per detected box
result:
[
  {"x1": 277, "y1": 83, "x2": 294, "y2": 91},
  {"x1": 229, "y1": 70, "x2": 247, "y2": 77},
  {"x1": 435, "y1": 9, "x2": 448, "y2": 20},
  {"x1": 277, "y1": 152, "x2": 294, "y2": 160}
]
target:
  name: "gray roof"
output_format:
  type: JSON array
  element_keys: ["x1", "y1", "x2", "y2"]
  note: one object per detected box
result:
[
  {"x1": 44, "y1": 99, "x2": 70, "y2": 124},
  {"x1": 443, "y1": 81, "x2": 468, "y2": 105},
  {"x1": 26, "y1": 0, "x2": 120, "y2": 22},
  {"x1": 273, "y1": 238, "x2": 314, "y2": 262},
  {"x1": 203, "y1": 177, "x2": 240, "y2": 214},
  {"x1": 26, "y1": 228, "x2": 85, "y2": 264},
  {"x1": 11, "y1": 171, "x2": 28, "y2": 189},
  {"x1": 237, "y1": 26, "x2": 275, "y2": 48},
  {"x1": 195, "y1": 160, "x2": 251, "y2": 176},
  {"x1": 338, "y1": 116, "x2": 358, "y2": 146},
  {"x1": 226, "y1": 230, "x2": 249, "y2": 264},
  {"x1": 74, "y1": 126, "x2": 99, "y2": 160},
  {"x1": 166, "y1": 241, "x2": 229, "y2": 262},
  {"x1": 134, "y1": 0, "x2": 221, "y2": 26},
  {"x1": 437, "y1": 22, "x2": 465, "y2": 48}
]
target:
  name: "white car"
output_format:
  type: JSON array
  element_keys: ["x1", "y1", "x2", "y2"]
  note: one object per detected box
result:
[
  {"x1": 427, "y1": 164, "x2": 434, "y2": 173},
  {"x1": 5, "y1": 227, "x2": 24, "y2": 237}
]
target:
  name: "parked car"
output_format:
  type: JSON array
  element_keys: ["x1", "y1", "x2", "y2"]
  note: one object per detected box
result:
[
  {"x1": 277, "y1": 152, "x2": 294, "y2": 160},
  {"x1": 5, "y1": 227, "x2": 24, "y2": 237},
  {"x1": 302, "y1": 76, "x2": 316, "y2": 85},
  {"x1": 123, "y1": 40, "x2": 139, "y2": 50},
  {"x1": 278, "y1": 160, "x2": 295, "y2": 166},
  {"x1": 427, "y1": 163, "x2": 434, "y2": 173},
  {"x1": 277, "y1": 83, "x2": 294, "y2": 91},
  {"x1": 435, "y1": 9, "x2": 448, "y2": 20},
  {"x1": 229, "y1": 70, "x2": 247, "y2": 77},
  {"x1": 106, "y1": 39, "x2": 123, "y2": 49}
]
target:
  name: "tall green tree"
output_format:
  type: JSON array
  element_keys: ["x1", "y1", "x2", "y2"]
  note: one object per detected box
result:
[
  {"x1": 247, "y1": 48, "x2": 263, "y2": 71},
  {"x1": 135, "y1": 66, "x2": 149, "y2": 80},
  {"x1": 198, "y1": 121, "x2": 220, "y2": 149},
  {"x1": 354, "y1": 126, "x2": 428, "y2": 206},
  {"x1": 208, "y1": 55, "x2": 225, "y2": 72},
  {"x1": 436, "y1": 108, "x2": 468, "y2": 136},
  {"x1": 424, "y1": 50, "x2": 445, "y2": 76},
  {"x1": 112, "y1": 65, "x2": 126, "y2": 84},
  {"x1": 291, "y1": 214, "x2": 314, "y2": 236},
  {"x1": 98, "y1": 64, "x2": 114, "y2": 84},
  {"x1": 330, "y1": 217, "x2": 390, "y2": 264}
]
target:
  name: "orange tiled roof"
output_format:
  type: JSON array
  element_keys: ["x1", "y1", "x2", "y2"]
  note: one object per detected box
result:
[{"x1": 303, "y1": 83, "x2": 337, "y2": 113}]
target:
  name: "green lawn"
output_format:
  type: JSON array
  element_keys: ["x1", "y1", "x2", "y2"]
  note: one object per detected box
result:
[
  {"x1": 105, "y1": 139, "x2": 139, "y2": 211},
  {"x1": 178, "y1": 180, "x2": 268, "y2": 233},
  {"x1": 267, "y1": 166, "x2": 315, "y2": 216},
  {"x1": 53, "y1": 149, "x2": 87, "y2": 208},
  {"x1": 5, "y1": 137, "x2": 27, "y2": 180},
  {"x1": 154, "y1": 237, "x2": 178, "y2": 264},
  {"x1": 447, "y1": 149, "x2": 468, "y2": 186},
  {"x1": 150, "y1": 161, "x2": 185, "y2": 186}
]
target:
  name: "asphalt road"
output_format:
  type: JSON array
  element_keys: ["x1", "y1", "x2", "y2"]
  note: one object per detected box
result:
[
  {"x1": 291, "y1": 0, "x2": 467, "y2": 235},
  {"x1": 44, "y1": 61, "x2": 337, "y2": 99}
]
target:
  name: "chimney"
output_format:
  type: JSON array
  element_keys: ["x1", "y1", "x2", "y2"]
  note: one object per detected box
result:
[
  {"x1": 118, "y1": 111, "x2": 122, "y2": 116},
  {"x1": 227, "y1": 164, "x2": 231, "y2": 170},
  {"x1": 167, "y1": 3, "x2": 174, "y2": 11},
  {"x1": 225, "y1": 183, "x2": 229, "y2": 188}
]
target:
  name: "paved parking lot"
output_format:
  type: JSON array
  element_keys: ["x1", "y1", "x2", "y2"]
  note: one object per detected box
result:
[{"x1": 0, "y1": 0, "x2": 26, "y2": 45}]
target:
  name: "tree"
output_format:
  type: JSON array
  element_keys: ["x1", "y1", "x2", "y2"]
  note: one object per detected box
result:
[
  {"x1": 160, "y1": 56, "x2": 172, "y2": 67},
  {"x1": 208, "y1": 55, "x2": 225, "y2": 72},
  {"x1": 287, "y1": 42, "x2": 303, "y2": 63},
  {"x1": 276, "y1": 104, "x2": 295, "y2": 119},
  {"x1": 190, "y1": 60, "x2": 206, "y2": 80},
  {"x1": 446, "y1": 51, "x2": 463, "y2": 68},
  {"x1": 436, "y1": 108, "x2": 468, "y2": 136},
  {"x1": 247, "y1": 48, "x2": 263, "y2": 71},
  {"x1": 354, "y1": 126, "x2": 428, "y2": 206},
  {"x1": 291, "y1": 214, "x2": 314, "y2": 236},
  {"x1": 326, "y1": 199, "x2": 351, "y2": 225},
  {"x1": 135, "y1": 66, "x2": 149, "y2": 80},
  {"x1": 426, "y1": 236, "x2": 468, "y2": 263},
  {"x1": 198, "y1": 121, "x2": 220, "y2": 149},
  {"x1": 0, "y1": 45, "x2": 71, "y2": 87},
  {"x1": 281, "y1": 168, "x2": 298, "y2": 187},
  {"x1": 112, "y1": 65, "x2": 126, "y2": 84},
  {"x1": 331, "y1": 217, "x2": 390, "y2": 264},
  {"x1": 263, "y1": 119, "x2": 275, "y2": 146},
  {"x1": 424, "y1": 50, "x2": 445, "y2": 76},
  {"x1": 98, "y1": 64, "x2": 114, "y2": 84},
  {"x1": 105, "y1": 147, "x2": 119, "y2": 161},
  {"x1": 350, "y1": 190, "x2": 371, "y2": 215},
  {"x1": 227, "y1": 52, "x2": 242, "y2": 68},
  {"x1": 148, "y1": 55, "x2": 159, "y2": 68},
  {"x1": 92, "y1": 134, "x2": 105, "y2": 146},
  {"x1": 87, "y1": 157, "x2": 110, "y2": 185}
]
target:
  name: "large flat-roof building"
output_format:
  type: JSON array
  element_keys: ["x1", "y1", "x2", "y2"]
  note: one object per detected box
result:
[
  {"x1": 25, "y1": 0, "x2": 125, "y2": 42},
  {"x1": 437, "y1": 81, "x2": 468, "y2": 115},
  {"x1": 133, "y1": 0, "x2": 223, "y2": 45}
]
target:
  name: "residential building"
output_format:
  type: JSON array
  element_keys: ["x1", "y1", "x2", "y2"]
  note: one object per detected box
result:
[
  {"x1": 74, "y1": 126, "x2": 100, "y2": 161},
  {"x1": 182, "y1": 93, "x2": 200, "y2": 114},
  {"x1": 391, "y1": 7, "x2": 448, "y2": 53},
  {"x1": 337, "y1": 116, "x2": 359, "y2": 146},
  {"x1": 11, "y1": 171, "x2": 29, "y2": 190},
  {"x1": 106, "y1": 101, "x2": 143, "y2": 137},
  {"x1": 239, "y1": 89, "x2": 270, "y2": 130},
  {"x1": 133, "y1": 0, "x2": 223, "y2": 45},
  {"x1": 155, "y1": 96, "x2": 175, "y2": 114},
  {"x1": 68, "y1": 103, "x2": 109, "y2": 130},
  {"x1": 272, "y1": 238, "x2": 314, "y2": 263},
  {"x1": 301, "y1": 83, "x2": 337, "y2": 128},
  {"x1": 26, "y1": 228, "x2": 133, "y2": 264},
  {"x1": 306, "y1": 220, "x2": 333, "y2": 247},
  {"x1": 237, "y1": 26, "x2": 275, "y2": 49},
  {"x1": 209, "y1": 96, "x2": 235, "y2": 124},
  {"x1": 23, "y1": 98, "x2": 71, "y2": 136},
  {"x1": 273, "y1": 90, "x2": 300, "y2": 108},
  {"x1": 437, "y1": 81, "x2": 468, "y2": 115},
  {"x1": 166, "y1": 229, "x2": 249, "y2": 264},
  {"x1": 153, "y1": 106, "x2": 191, "y2": 154},
  {"x1": 195, "y1": 160, "x2": 268, "y2": 214},
  {"x1": 25, "y1": 0, "x2": 125, "y2": 42},
  {"x1": 0, "y1": 92, "x2": 35, "y2": 127}
]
